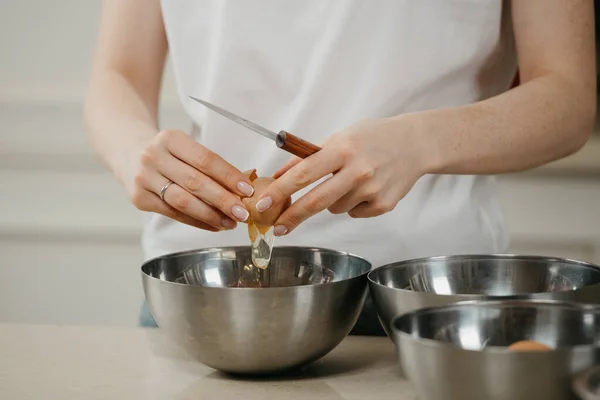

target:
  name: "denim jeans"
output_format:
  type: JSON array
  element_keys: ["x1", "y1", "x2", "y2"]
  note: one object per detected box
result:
[{"x1": 139, "y1": 288, "x2": 387, "y2": 336}]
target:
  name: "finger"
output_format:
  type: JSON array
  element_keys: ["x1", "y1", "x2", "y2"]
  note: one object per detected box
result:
[
  {"x1": 162, "y1": 183, "x2": 238, "y2": 229},
  {"x1": 151, "y1": 194, "x2": 223, "y2": 231},
  {"x1": 272, "y1": 156, "x2": 302, "y2": 179},
  {"x1": 327, "y1": 190, "x2": 364, "y2": 215},
  {"x1": 273, "y1": 136, "x2": 330, "y2": 179},
  {"x1": 257, "y1": 149, "x2": 344, "y2": 212},
  {"x1": 158, "y1": 130, "x2": 254, "y2": 197},
  {"x1": 137, "y1": 169, "x2": 237, "y2": 230},
  {"x1": 271, "y1": 168, "x2": 356, "y2": 235},
  {"x1": 134, "y1": 188, "x2": 221, "y2": 232},
  {"x1": 156, "y1": 154, "x2": 250, "y2": 223},
  {"x1": 348, "y1": 196, "x2": 397, "y2": 219},
  {"x1": 328, "y1": 182, "x2": 379, "y2": 215}
]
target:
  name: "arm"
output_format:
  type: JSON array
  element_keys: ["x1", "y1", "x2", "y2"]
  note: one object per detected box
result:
[
  {"x1": 259, "y1": 0, "x2": 596, "y2": 235},
  {"x1": 85, "y1": 0, "x2": 167, "y2": 187},
  {"x1": 85, "y1": 0, "x2": 254, "y2": 231},
  {"x1": 423, "y1": 0, "x2": 596, "y2": 175}
]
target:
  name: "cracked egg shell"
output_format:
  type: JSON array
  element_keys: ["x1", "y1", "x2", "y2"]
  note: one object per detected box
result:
[{"x1": 242, "y1": 177, "x2": 291, "y2": 228}]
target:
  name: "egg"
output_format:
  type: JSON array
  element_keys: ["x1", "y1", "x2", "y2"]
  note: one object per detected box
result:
[
  {"x1": 507, "y1": 340, "x2": 552, "y2": 352},
  {"x1": 242, "y1": 177, "x2": 291, "y2": 232},
  {"x1": 238, "y1": 169, "x2": 292, "y2": 271},
  {"x1": 241, "y1": 169, "x2": 291, "y2": 231}
]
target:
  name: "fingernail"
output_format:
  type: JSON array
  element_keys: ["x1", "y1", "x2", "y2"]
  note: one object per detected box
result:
[
  {"x1": 256, "y1": 197, "x2": 272, "y2": 212},
  {"x1": 221, "y1": 218, "x2": 237, "y2": 230},
  {"x1": 237, "y1": 181, "x2": 254, "y2": 197},
  {"x1": 231, "y1": 205, "x2": 249, "y2": 222},
  {"x1": 274, "y1": 225, "x2": 288, "y2": 236}
]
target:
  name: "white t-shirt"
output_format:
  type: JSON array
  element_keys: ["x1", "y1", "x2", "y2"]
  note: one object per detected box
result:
[{"x1": 144, "y1": 0, "x2": 516, "y2": 268}]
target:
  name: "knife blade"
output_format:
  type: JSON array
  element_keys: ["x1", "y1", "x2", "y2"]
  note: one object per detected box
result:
[{"x1": 189, "y1": 96, "x2": 321, "y2": 159}]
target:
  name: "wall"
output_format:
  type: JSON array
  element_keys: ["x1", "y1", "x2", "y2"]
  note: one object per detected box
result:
[{"x1": 1, "y1": 1, "x2": 599, "y2": 326}]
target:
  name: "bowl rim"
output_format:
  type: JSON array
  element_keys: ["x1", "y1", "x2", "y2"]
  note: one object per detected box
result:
[
  {"x1": 367, "y1": 253, "x2": 600, "y2": 297},
  {"x1": 140, "y1": 245, "x2": 372, "y2": 290},
  {"x1": 389, "y1": 299, "x2": 600, "y2": 354},
  {"x1": 572, "y1": 364, "x2": 600, "y2": 399}
]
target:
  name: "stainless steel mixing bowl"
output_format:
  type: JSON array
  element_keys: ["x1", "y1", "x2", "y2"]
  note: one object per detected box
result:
[
  {"x1": 390, "y1": 299, "x2": 600, "y2": 400},
  {"x1": 573, "y1": 365, "x2": 600, "y2": 400},
  {"x1": 368, "y1": 254, "x2": 600, "y2": 337},
  {"x1": 141, "y1": 246, "x2": 371, "y2": 374}
]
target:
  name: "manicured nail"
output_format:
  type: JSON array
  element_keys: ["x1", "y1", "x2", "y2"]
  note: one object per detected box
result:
[
  {"x1": 274, "y1": 225, "x2": 288, "y2": 236},
  {"x1": 237, "y1": 181, "x2": 254, "y2": 197},
  {"x1": 221, "y1": 218, "x2": 237, "y2": 230},
  {"x1": 231, "y1": 205, "x2": 249, "y2": 222},
  {"x1": 256, "y1": 197, "x2": 272, "y2": 212}
]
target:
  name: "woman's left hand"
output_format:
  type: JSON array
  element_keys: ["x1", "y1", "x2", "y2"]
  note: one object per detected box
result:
[{"x1": 255, "y1": 116, "x2": 433, "y2": 236}]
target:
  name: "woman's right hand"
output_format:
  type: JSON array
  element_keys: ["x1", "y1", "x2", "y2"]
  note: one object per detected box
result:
[{"x1": 126, "y1": 129, "x2": 255, "y2": 231}]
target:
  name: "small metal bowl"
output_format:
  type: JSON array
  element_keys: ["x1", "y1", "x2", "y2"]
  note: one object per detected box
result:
[
  {"x1": 391, "y1": 299, "x2": 600, "y2": 400},
  {"x1": 141, "y1": 246, "x2": 371, "y2": 374},
  {"x1": 369, "y1": 254, "x2": 600, "y2": 337},
  {"x1": 573, "y1": 365, "x2": 600, "y2": 400}
]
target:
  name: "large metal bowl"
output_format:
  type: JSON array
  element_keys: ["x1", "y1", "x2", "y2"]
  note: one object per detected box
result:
[
  {"x1": 141, "y1": 246, "x2": 371, "y2": 374},
  {"x1": 368, "y1": 254, "x2": 600, "y2": 337},
  {"x1": 391, "y1": 299, "x2": 600, "y2": 400}
]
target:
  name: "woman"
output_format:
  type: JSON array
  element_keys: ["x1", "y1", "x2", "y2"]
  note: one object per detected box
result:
[{"x1": 85, "y1": 0, "x2": 596, "y2": 332}]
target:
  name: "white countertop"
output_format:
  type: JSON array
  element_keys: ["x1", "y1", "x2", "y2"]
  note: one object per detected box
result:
[{"x1": 0, "y1": 324, "x2": 418, "y2": 400}]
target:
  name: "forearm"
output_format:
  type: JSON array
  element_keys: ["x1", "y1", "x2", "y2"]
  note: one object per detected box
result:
[
  {"x1": 84, "y1": 69, "x2": 159, "y2": 185},
  {"x1": 84, "y1": 0, "x2": 166, "y2": 186},
  {"x1": 408, "y1": 0, "x2": 596, "y2": 177},
  {"x1": 410, "y1": 73, "x2": 596, "y2": 175}
]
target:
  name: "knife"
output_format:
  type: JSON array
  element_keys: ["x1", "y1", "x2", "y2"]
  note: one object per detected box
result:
[{"x1": 189, "y1": 96, "x2": 321, "y2": 159}]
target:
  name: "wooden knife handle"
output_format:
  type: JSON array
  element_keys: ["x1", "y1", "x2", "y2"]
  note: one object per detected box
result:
[{"x1": 276, "y1": 130, "x2": 321, "y2": 159}]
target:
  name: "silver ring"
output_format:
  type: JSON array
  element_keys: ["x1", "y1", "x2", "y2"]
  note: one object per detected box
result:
[{"x1": 159, "y1": 180, "x2": 174, "y2": 201}]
